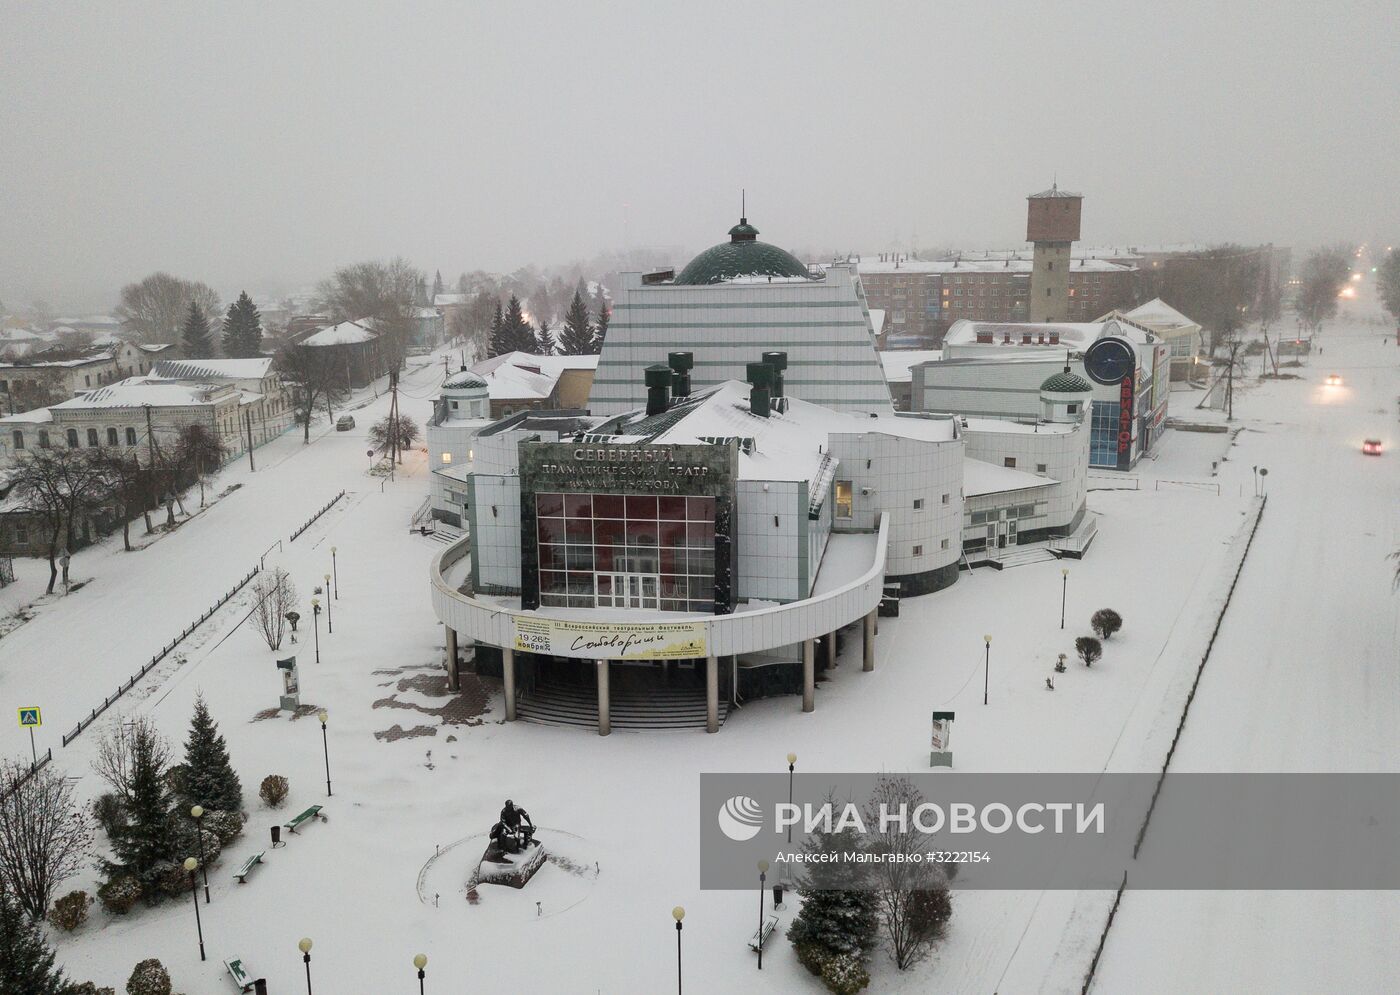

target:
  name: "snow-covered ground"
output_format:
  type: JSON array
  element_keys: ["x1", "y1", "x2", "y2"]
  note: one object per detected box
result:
[{"x1": 3, "y1": 325, "x2": 1394, "y2": 993}]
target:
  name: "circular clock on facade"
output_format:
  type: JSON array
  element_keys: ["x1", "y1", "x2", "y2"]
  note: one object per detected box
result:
[{"x1": 1083, "y1": 337, "x2": 1136, "y2": 385}]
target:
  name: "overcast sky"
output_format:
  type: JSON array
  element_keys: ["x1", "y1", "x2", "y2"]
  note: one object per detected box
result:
[{"x1": 2, "y1": 0, "x2": 1397, "y2": 310}]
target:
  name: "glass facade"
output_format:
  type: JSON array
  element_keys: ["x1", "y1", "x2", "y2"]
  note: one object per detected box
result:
[
  {"x1": 535, "y1": 492, "x2": 716, "y2": 613},
  {"x1": 1089, "y1": 400, "x2": 1121, "y2": 467}
]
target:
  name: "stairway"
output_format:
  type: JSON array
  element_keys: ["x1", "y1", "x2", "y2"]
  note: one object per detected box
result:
[
  {"x1": 517, "y1": 681, "x2": 727, "y2": 731},
  {"x1": 425, "y1": 524, "x2": 465, "y2": 545},
  {"x1": 986, "y1": 545, "x2": 1059, "y2": 569}
]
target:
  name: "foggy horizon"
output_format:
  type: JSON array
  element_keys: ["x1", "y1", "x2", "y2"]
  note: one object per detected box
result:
[{"x1": 3, "y1": 0, "x2": 1397, "y2": 311}]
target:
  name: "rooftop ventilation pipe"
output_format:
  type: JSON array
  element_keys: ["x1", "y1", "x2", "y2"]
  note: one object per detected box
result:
[
  {"x1": 668, "y1": 351, "x2": 693, "y2": 399},
  {"x1": 761, "y1": 351, "x2": 788, "y2": 399},
  {"x1": 644, "y1": 363, "x2": 672, "y2": 416},
  {"x1": 745, "y1": 361, "x2": 772, "y2": 418}
]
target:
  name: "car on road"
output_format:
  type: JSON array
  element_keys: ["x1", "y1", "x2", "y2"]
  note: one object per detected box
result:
[
  {"x1": 1362, "y1": 438, "x2": 1382, "y2": 455},
  {"x1": 336, "y1": 415, "x2": 356, "y2": 431},
  {"x1": 1325, "y1": 373, "x2": 1342, "y2": 386}
]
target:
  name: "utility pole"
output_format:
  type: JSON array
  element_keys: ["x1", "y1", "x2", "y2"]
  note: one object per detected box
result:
[
  {"x1": 244, "y1": 409, "x2": 256, "y2": 472},
  {"x1": 144, "y1": 404, "x2": 159, "y2": 509},
  {"x1": 388, "y1": 368, "x2": 400, "y2": 483}
]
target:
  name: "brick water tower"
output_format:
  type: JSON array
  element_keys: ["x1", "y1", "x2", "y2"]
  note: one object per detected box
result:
[{"x1": 1027, "y1": 184, "x2": 1083, "y2": 322}]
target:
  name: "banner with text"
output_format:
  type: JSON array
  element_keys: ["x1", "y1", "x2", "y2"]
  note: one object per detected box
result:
[{"x1": 513, "y1": 616, "x2": 707, "y2": 660}]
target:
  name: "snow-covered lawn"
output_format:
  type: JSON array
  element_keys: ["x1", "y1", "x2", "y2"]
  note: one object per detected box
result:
[{"x1": 5, "y1": 328, "x2": 1393, "y2": 992}]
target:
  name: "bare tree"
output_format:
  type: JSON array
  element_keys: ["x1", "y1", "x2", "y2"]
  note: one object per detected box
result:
[
  {"x1": 276, "y1": 344, "x2": 350, "y2": 443},
  {"x1": 92, "y1": 450, "x2": 152, "y2": 549},
  {"x1": 6, "y1": 447, "x2": 111, "y2": 593},
  {"x1": 317, "y1": 258, "x2": 422, "y2": 372},
  {"x1": 1295, "y1": 244, "x2": 1353, "y2": 336},
  {"x1": 115, "y1": 272, "x2": 221, "y2": 344},
  {"x1": 91, "y1": 717, "x2": 171, "y2": 805},
  {"x1": 0, "y1": 761, "x2": 93, "y2": 920},
  {"x1": 1161, "y1": 246, "x2": 1262, "y2": 355},
  {"x1": 173, "y1": 422, "x2": 228, "y2": 508},
  {"x1": 251, "y1": 568, "x2": 298, "y2": 651},
  {"x1": 861, "y1": 775, "x2": 953, "y2": 970},
  {"x1": 2, "y1": 380, "x2": 64, "y2": 417}
]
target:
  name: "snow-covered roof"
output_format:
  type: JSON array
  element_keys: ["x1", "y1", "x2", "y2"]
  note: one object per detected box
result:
[
  {"x1": 962, "y1": 458, "x2": 1058, "y2": 497},
  {"x1": 868, "y1": 308, "x2": 886, "y2": 334},
  {"x1": 413, "y1": 307, "x2": 442, "y2": 319},
  {"x1": 433, "y1": 294, "x2": 469, "y2": 306},
  {"x1": 879, "y1": 350, "x2": 942, "y2": 384},
  {"x1": 150, "y1": 358, "x2": 274, "y2": 381},
  {"x1": 138, "y1": 343, "x2": 176, "y2": 353},
  {"x1": 943, "y1": 317, "x2": 1156, "y2": 349},
  {"x1": 857, "y1": 257, "x2": 1132, "y2": 276},
  {"x1": 595, "y1": 380, "x2": 956, "y2": 483},
  {"x1": 1122, "y1": 298, "x2": 1198, "y2": 330},
  {"x1": 466, "y1": 352, "x2": 599, "y2": 402},
  {"x1": 49, "y1": 382, "x2": 235, "y2": 410},
  {"x1": 0, "y1": 406, "x2": 54, "y2": 425},
  {"x1": 302, "y1": 319, "x2": 377, "y2": 346}
]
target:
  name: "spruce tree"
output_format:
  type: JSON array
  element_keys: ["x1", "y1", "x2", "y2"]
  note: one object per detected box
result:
[
  {"x1": 431, "y1": 270, "x2": 444, "y2": 302},
  {"x1": 499, "y1": 295, "x2": 535, "y2": 354},
  {"x1": 108, "y1": 724, "x2": 177, "y2": 892},
  {"x1": 533, "y1": 318, "x2": 555, "y2": 356},
  {"x1": 182, "y1": 695, "x2": 243, "y2": 813},
  {"x1": 592, "y1": 285, "x2": 610, "y2": 352},
  {"x1": 220, "y1": 292, "x2": 263, "y2": 358},
  {"x1": 181, "y1": 300, "x2": 214, "y2": 358},
  {"x1": 558, "y1": 290, "x2": 595, "y2": 355},
  {"x1": 787, "y1": 814, "x2": 879, "y2": 963},
  {"x1": 0, "y1": 890, "x2": 69, "y2": 995},
  {"x1": 488, "y1": 301, "x2": 507, "y2": 357}
]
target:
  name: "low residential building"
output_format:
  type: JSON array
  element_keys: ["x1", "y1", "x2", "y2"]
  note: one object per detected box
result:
[
  {"x1": 412, "y1": 307, "x2": 445, "y2": 353},
  {"x1": 143, "y1": 357, "x2": 295, "y2": 446},
  {"x1": 473, "y1": 352, "x2": 599, "y2": 418},
  {"x1": 299, "y1": 319, "x2": 385, "y2": 387}
]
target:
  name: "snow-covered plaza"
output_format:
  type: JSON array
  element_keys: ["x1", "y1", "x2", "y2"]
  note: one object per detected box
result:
[{"x1": 0, "y1": 319, "x2": 1393, "y2": 993}]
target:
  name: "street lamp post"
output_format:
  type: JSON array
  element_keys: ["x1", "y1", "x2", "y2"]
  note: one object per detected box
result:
[
  {"x1": 299, "y1": 937, "x2": 314, "y2": 995},
  {"x1": 184, "y1": 857, "x2": 205, "y2": 961},
  {"x1": 983, "y1": 636, "x2": 992, "y2": 706},
  {"x1": 311, "y1": 599, "x2": 321, "y2": 664},
  {"x1": 330, "y1": 547, "x2": 338, "y2": 600},
  {"x1": 413, "y1": 953, "x2": 427, "y2": 995},
  {"x1": 672, "y1": 906, "x2": 685, "y2": 995},
  {"x1": 757, "y1": 860, "x2": 769, "y2": 970},
  {"x1": 1060, "y1": 568, "x2": 1069, "y2": 630},
  {"x1": 324, "y1": 575, "x2": 333, "y2": 633},
  {"x1": 785, "y1": 753, "x2": 797, "y2": 845},
  {"x1": 318, "y1": 710, "x2": 332, "y2": 797},
  {"x1": 190, "y1": 806, "x2": 210, "y2": 903}
]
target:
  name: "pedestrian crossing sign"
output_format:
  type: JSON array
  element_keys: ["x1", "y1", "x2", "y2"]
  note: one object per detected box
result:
[{"x1": 18, "y1": 707, "x2": 41, "y2": 728}]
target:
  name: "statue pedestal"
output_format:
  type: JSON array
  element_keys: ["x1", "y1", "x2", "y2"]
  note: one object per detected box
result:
[{"x1": 476, "y1": 843, "x2": 547, "y2": 889}]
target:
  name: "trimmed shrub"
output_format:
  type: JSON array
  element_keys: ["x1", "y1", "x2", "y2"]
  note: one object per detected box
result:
[
  {"x1": 1075, "y1": 636, "x2": 1102, "y2": 667},
  {"x1": 204, "y1": 809, "x2": 246, "y2": 846},
  {"x1": 49, "y1": 890, "x2": 93, "y2": 932},
  {"x1": 97, "y1": 876, "x2": 142, "y2": 915},
  {"x1": 820, "y1": 953, "x2": 871, "y2": 995},
  {"x1": 1091, "y1": 609, "x2": 1123, "y2": 640},
  {"x1": 259, "y1": 775, "x2": 289, "y2": 809},
  {"x1": 93, "y1": 792, "x2": 126, "y2": 837},
  {"x1": 126, "y1": 958, "x2": 172, "y2": 995},
  {"x1": 794, "y1": 941, "x2": 829, "y2": 977}
]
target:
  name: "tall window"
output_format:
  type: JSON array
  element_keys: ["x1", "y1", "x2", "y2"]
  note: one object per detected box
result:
[
  {"x1": 125, "y1": 427, "x2": 137, "y2": 446},
  {"x1": 11, "y1": 430, "x2": 23, "y2": 450},
  {"x1": 38, "y1": 430, "x2": 50, "y2": 449},
  {"x1": 66, "y1": 429, "x2": 79, "y2": 448},
  {"x1": 834, "y1": 481, "x2": 853, "y2": 519},
  {"x1": 107, "y1": 427, "x2": 119, "y2": 445},
  {"x1": 536, "y1": 492, "x2": 717, "y2": 613},
  {"x1": 87, "y1": 428, "x2": 99, "y2": 447}
]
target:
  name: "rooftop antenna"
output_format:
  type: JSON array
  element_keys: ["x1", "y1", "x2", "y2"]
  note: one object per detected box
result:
[{"x1": 741, "y1": 188, "x2": 746, "y2": 221}]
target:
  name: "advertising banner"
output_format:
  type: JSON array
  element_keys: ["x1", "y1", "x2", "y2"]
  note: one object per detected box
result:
[{"x1": 512, "y1": 615, "x2": 707, "y2": 660}]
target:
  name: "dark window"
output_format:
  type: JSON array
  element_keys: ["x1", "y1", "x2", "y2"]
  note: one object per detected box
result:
[
  {"x1": 1037, "y1": 463, "x2": 1048, "y2": 473},
  {"x1": 66, "y1": 429, "x2": 80, "y2": 448},
  {"x1": 913, "y1": 498, "x2": 924, "y2": 510},
  {"x1": 125, "y1": 427, "x2": 137, "y2": 446},
  {"x1": 107, "y1": 427, "x2": 119, "y2": 445},
  {"x1": 912, "y1": 545, "x2": 923, "y2": 556},
  {"x1": 87, "y1": 428, "x2": 99, "y2": 447},
  {"x1": 12, "y1": 431, "x2": 23, "y2": 450},
  {"x1": 1004, "y1": 457, "x2": 1016, "y2": 468},
  {"x1": 38, "y1": 430, "x2": 50, "y2": 448}
]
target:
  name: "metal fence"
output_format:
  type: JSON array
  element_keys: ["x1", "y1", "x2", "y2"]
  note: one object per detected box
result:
[
  {"x1": 0, "y1": 748, "x2": 54, "y2": 803},
  {"x1": 290, "y1": 490, "x2": 346, "y2": 543},
  {"x1": 60, "y1": 567, "x2": 260, "y2": 747}
]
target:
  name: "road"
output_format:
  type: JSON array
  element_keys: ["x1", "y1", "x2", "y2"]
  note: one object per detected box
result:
[{"x1": 1092, "y1": 321, "x2": 1400, "y2": 992}]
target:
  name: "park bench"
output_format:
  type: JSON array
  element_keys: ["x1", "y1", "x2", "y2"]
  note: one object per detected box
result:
[
  {"x1": 231, "y1": 851, "x2": 265, "y2": 883},
  {"x1": 284, "y1": 804, "x2": 324, "y2": 834},
  {"x1": 223, "y1": 957, "x2": 254, "y2": 992},
  {"x1": 748, "y1": 915, "x2": 778, "y2": 953}
]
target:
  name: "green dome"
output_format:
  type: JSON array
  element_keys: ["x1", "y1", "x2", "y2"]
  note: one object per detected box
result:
[
  {"x1": 674, "y1": 218, "x2": 811, "y2": 285},
  {"x1": 1041, "y1": 370, "x2": 1093, "y2": 393}
]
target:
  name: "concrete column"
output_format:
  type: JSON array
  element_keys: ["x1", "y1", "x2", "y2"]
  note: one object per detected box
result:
[
  {"x1": 706, "y1": 655, "x2": 719, "y2": 734},
  {"x1": 445, "y1": 626, "x2": 459, "y2": 691},
  {"x1": 802, "y1": 639, "x2": 815, "y2": 713},
  {"x1": 596, "y1": 659, "x2": 611, "y2": 736},
  {"x1": 863, "y1": 609, "x2": 876, "y2": 672},
  {"x1": 826, "y1": 629, "x2": 837, "y2": 668},
  {"x1": 503, "y1": 647, "x2": 516, "y2": 721}
]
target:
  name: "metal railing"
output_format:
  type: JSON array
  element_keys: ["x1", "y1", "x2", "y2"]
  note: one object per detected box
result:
[
  {"x1": 290, "y1": 490, "x2": 346, "y2": 543},
  {"x1": 60, "y1": 567, "x2": 260, "y2": 747},
  {"x1": 0, "y1": 749, "x2": 54, "y2": 803}
]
